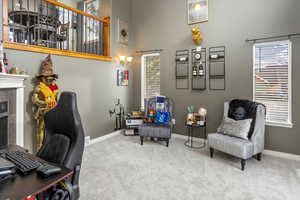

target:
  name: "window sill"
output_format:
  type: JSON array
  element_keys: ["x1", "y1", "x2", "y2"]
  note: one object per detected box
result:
[
  {"x1": 4, "y1": 42, "x2": 112, "y2": 62},
  {"x1": 266, "y1": 121, "x2": 293, "y2": 128}
]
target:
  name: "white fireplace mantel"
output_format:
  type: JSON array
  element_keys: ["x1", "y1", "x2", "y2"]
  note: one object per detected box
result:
[{"x1": 0, "y1": 73, "x2": 29, "y2": 147}]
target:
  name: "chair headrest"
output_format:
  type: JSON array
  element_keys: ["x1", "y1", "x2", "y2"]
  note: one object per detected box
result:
[{"x1": 44, "y1": 92, "x2": 81, "y2": 138}]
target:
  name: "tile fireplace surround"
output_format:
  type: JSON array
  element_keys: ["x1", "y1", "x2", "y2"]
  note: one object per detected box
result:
[{"x1": 0, "y1": 73, "x2": 28, "y2": 147}]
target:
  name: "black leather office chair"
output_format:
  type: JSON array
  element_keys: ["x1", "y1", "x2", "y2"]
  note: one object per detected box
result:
[{"x1": 36, "y1": 92, "x2": 85, "y2": 200}]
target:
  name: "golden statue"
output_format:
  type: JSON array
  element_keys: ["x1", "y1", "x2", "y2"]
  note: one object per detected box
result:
[
  {"x1": 32, "y1": 55, "x2": 59, "y2": 150},
  {"x1": 191, "y1": 27, "x2": 203, "y2": 46}
]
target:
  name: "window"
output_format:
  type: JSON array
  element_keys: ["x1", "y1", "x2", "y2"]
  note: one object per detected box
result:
[
  {"x1": 253, "y1": 40, "x2": 292, "y2": 128},
  {"x1": 141, "y1": 53, "x2": 161, "y2": 109}
]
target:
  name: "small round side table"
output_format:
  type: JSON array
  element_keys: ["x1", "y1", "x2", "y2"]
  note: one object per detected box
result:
[{"x1": 184, "y1": 122, "x2": 207, "y2": 149}]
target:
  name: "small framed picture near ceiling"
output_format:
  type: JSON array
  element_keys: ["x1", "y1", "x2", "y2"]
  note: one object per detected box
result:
[
  {"x1": 118, "y1": 18, "x2": 129, "y2": 45},
  {"x1": 117, "y1": 69, "x2": 129, "y2": 86},
  {"x1": 187, "y1": 0, "x2": 208, "y2": 24}
]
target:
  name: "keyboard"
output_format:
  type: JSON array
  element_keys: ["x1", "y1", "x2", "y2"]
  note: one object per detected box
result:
[{"x1": 2, "y1": 151, "x2": 42, "y2": 174}]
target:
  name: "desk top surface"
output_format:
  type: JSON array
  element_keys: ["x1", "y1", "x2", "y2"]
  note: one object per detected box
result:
[{"x1": 0, "y1": 145, "x2": 73, "y2": 200}]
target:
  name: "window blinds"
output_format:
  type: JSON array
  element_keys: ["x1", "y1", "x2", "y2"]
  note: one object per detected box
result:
[{"x1": 254, "y1": 41, "x2": 291, "y2": 125}]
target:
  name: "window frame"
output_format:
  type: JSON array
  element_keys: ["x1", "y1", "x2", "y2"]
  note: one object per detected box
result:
[
  {"x1": 141, "y1": 53, "x2": 161, "y2": 110},
  {"x1": 253, "y1": 40, "x2": 293, "y2": 128}
]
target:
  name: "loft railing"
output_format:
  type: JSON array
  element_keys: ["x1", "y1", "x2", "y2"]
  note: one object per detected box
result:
[{"x1": 2, "y1": 0, "x2": 111, "y2": 61}]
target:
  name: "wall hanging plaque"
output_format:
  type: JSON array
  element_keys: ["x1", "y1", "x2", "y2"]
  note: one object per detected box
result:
[
  {"x1": 117, "y1": 69, "x2": 129, "y2": 86},
  {"x1": 118, "y1": 18, "x2": 129, "y2": 45},
  {"x1": 187, "y1": 0, "x2": 209, "y2": 25}
]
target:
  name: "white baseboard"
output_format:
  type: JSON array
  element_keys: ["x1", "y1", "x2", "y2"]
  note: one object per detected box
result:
[
  {"x1": 263, "y1": 150, "x2": 300, "y2": 161},
  {"x1": 86, "y1": 130, "x2": 122, "y2": 147},
  {"x1": 85, "y1": 131, "x2": 300, "y2": 161}
]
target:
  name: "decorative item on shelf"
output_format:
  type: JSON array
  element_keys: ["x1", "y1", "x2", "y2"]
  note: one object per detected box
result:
[
  {"x1": 198, "y1": 63, "x2": 204, "y2": 76},
  {"x1": 117, "y1": 69, "x2": 129, "y2": 86},
  {"x1": 209, "y1": 46, "x2": 226, "y2": 90},
  {"x1": 0, "y1": 41, "x2": 6, "y2": 74},
  {"x1": 191, "y1": 27, "x2": 203, "y2": 46},
  {"x1": 109, "y1": 98, "x2": 125, "y2": 130},
  {"x1": 187, "y1": 0, "x2": 209, "y2": 25},
  {"x1": 191, "y1": 47, "x2": 206, "y2": 90},
  {"x1": 197, "y1": 107, "x2": 207, "y2": 125},
  {"x1": 175, "y1": 50, "x2": 190, "y2": 89},
  {"x1": 32, "y1": 54, "x2": 59, "y2": 151},
  {"x1": 9, "y1": 67, "x2": 26, "y2": 75},
  {"x1": 186, "y1": 106, "x2": 195, "y2": 125},
  {"x1": 2, "y1": 53, "x2": 9, "y2": 73}
]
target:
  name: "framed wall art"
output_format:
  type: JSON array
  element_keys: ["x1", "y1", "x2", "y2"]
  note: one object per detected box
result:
[
  {"x1": 187, "y1": 0, "x2": 209, "y2": 25},
  {"x1": 117, "y1": 69, "x2": 129, "y2": 86},
  {"x1": 117, "y1": 18, "x2": 129, "y2": 45}
]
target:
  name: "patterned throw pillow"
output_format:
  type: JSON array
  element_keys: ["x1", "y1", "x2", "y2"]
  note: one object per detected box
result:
[
  {"x1": 217, "y1": 117, "x2": 252, "y2": 140},
  {"x1": 154, "y1": 112, "x2": 170, "y2": 125}
]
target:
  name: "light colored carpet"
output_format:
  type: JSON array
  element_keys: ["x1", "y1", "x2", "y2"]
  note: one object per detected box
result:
[{"x1": 80, "y1": 133, "x2": 300, "y2": 200}]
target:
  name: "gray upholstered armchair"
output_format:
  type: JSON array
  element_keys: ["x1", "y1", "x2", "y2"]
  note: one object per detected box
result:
[
  {"x1": 139, "y1": 97, "x2": 174, "y2": 147},
  {"x1": 208, "y1": 100, "x2": 266, "y2": 170}
]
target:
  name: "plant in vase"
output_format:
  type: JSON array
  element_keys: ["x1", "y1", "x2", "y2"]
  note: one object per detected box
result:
[{"x1": 186, "y1": 106, "x2": 195, "y2": 125}]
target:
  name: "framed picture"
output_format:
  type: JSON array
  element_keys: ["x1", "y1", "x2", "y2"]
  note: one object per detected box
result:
[
  {"x1": 83, "y1": 0, "x2": 100, "y2": 42},
  {"x1": 187, "y1": 0, "x2": 208, "y2": 24},
  {"x1": 117, "y1": 69, "x2": 129, "y2": 86},
  {"x1": 117, "y1": 18, "x2": 129, "y2": 45},
  {"x1": 84, "y1": 0, "x2": 100, "y2": 17}
]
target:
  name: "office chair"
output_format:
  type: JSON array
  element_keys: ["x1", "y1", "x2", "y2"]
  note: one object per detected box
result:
[{"x1": 36, "y1": 92, "x2": 85, "y2": 200}]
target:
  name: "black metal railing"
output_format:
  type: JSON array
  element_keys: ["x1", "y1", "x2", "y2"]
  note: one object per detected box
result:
[{"x1": 4, "y1": 0, "x2": 110, "y2": 57}]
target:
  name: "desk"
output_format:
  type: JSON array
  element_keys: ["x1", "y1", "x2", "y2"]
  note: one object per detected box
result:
[{"x1": 0, "y1": 145, "x2": 73, "y2": 200}]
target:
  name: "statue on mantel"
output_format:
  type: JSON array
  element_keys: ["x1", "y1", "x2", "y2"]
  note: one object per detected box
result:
[{"x1": 32, "y1": 55, "x2": 59, "y2": 151}]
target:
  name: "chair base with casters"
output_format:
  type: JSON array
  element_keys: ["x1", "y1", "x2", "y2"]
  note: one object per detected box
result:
[{"x1": 208, "y1": 100, "x2": 266, "y2": 171}]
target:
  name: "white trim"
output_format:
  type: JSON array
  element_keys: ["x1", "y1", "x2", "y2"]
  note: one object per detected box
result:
[
  {"x1": 0, "y1": 73, "x2": 28, "y2": 147},
  {"x1": 253, "y1": 40, "x2": 293, "y2": 128},
  {"x1": 86, "y1": 130, "x2": 122, "y2": 147},
  {"x1": 266, "y1": 121, "x2": 293, "y2": 128},
  {"x1": 263, "y1": 150, "x2": 300, "y2": 161}
]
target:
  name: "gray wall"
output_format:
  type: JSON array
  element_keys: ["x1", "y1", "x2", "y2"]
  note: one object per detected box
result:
[
  {"x1": 131, "y1": 0, "x2": 300, "y2": 155},
  {"x1": 0, "y1": 0, "x2": 134, "y2": 152}
]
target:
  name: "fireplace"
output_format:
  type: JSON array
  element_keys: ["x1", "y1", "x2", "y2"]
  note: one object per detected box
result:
[
  {"x1": 0, "y1": 101, "x2": 8, "y2": 147},
  {"x1": 0, "y1": 74, "x2": 28, "y2": 147}
]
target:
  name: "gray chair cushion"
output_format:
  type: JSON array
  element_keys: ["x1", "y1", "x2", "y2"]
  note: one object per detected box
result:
[
  {"x1": 139, "y1": 123, "x2": 171, "y2": 138},
  {"x1": 208, "y1": 133, "x2": 254, "y2": 159}
]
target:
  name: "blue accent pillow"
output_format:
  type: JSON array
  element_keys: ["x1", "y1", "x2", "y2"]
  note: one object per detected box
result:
[{"x1": 154, "y1": 112, "x2": 170, "y2": 125}]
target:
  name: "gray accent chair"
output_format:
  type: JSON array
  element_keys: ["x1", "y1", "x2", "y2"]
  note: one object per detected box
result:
[
  {"x1": 139, "y1": 97, "x2": 174, "y2": 147},
  {"x1": 208, "y1": 101, "x2": 266, "y2": 170}
]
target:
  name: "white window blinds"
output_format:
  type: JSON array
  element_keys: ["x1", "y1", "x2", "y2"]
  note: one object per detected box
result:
[
  {"x1": 253, "y1": 41, "x2": 292, "y2": 128},
  {"x1": 141, "y1": 53, "x2": 161, "y2": 108}
]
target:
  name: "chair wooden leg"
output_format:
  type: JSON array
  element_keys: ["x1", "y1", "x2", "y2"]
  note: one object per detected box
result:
[
  {"x1": 140, "y1": 136, "x2": 144, "y2": 145},
  {"x1": 210, "y1": 148, "x2": 214, "y2": 158},
  {"x1": 166, "y1": 139, "x2": 169, "y2": 147},
  {"x1": 256, "y1": 153, "x2": 262, "y2": 161},
  {"x1": 241, "y1": 159, "x2": 246, "y2": 171}
]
